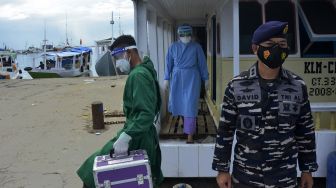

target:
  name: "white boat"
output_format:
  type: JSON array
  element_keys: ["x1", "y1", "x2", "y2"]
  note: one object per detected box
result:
[
  {"x1": 0, "y1": 50, "x2": 22, "y2": 79},
  {"x1": 25, "y1": 47, "x2": 92, "y2": 78},
  {"x1": 95, "y1": 12, "x2": 123, "y2": 77},
  {"x1": 94, "y1": 38, "x2": 116, "y2": 76}
]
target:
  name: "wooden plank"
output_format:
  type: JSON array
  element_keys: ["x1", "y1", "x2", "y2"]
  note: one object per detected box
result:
[
  {"x1": 160, "y1": 115, "x2": 173, "y2": 134},
  {"x1": 104, "y1": 110, "x2": 124, "y2": 117},
  {"x1": 171, "y1": 116, "x2": 178, "y2": 133},
  {"x1": 198, "y1": 101, "x2": 201, "y2": 112},
  {"x1": 205, "y1": 115, "x2": 217, "y2": 134},
  {"x1": 104, "y1": 116, "x2": 126, "y2": 124},
  {"x1": 202, "y1": 101, "x2": 210, "y2": 115},
  {"x1": 176, "y1": 116, "x2": 184, "y2": 135},
  {"x1": 160, "y1": 99, "x2": 218, "y2": 139},
  {"x1": 198, "y1": 99, "x2": 204, "y2": 115},
  {"x1": 197, "y1": 115, "x2": 206, "y2": 135}
]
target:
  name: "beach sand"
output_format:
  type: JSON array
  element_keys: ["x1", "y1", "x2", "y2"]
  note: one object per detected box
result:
[
  {"x1": 0, "y1": 77, "x2": 126, "y2": 188},
  {"x1": 0, "y1": 77, "x2": 327, "y2": 188}
]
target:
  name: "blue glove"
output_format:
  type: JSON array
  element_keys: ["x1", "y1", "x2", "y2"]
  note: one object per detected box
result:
[{"x1": 113, "y1": 132, "x2": 131, "y2": 156}]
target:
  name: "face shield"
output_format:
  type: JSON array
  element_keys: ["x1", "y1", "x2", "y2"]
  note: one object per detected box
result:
[
  {"x1": 110, "y1": 45, "x2": 137, "y2": 75},
  {"x1": 178, "y1": 31, "x2": 192, "y2": 38},
  {"x1": 177, "y1": 25, "x2": 192, "y2": 44}
]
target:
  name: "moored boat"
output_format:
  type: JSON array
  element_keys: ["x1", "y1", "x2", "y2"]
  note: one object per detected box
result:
[
  {"x1": 25, "y1": 47, "x2": 92, "y2": 78},
  {"x1": 0, "y1": 50, "x2": 22, "y2": 79}
]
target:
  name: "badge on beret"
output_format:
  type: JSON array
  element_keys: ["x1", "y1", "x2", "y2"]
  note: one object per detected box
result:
[
  {"x1": 264, "y1": 50, "x2": 270, "y2": 59},
  {"x1": 283, "y1": 25, "x2": 288, "y2": 34}
]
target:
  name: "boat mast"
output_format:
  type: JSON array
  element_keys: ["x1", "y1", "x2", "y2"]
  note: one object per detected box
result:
[
  {"x1": 118, "y1": 11, "x2": 122, "y2": 35},
  {"x1": 66, "y1": 13, "x2": 69, "y2": 46},
  {"x1": 110, "y1": 11, "x2": 114, "y2": 44},
  {"x1": 43, "y1": 20, "x2": 47, "y2": 70}
]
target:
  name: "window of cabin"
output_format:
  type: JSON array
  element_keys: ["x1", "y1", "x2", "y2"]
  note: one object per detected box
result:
[
  {"x1": 216, "y1": 23, "x2": 221, "y2": 54},
  {"x1": 265, "y1": 0, "x2": 297, "y2": 54},
  {"x1": 239, "y1": 1, "x2": 262, "y2": 54},
  {"x1": 207, "y1": 26, "x2": 209, "y2": 53},
  {"x1": 208, "y1": 24, "x2": 212, "y2": 54},
  {"x1": 300, "y1": 0, "x2": 336, "y2": 34},
  {"x1": 299, "y1": 0, "x2": 336, "y2": 57},
  {"x1": 62, "y1": 57, "x2": 73, "y2": 70}
]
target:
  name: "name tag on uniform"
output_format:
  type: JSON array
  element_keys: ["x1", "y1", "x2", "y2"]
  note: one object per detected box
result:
[
  {"x1": 278, "y1": 82, "x2": 302, "y2": 115},
  {"x1": 277, "y1": 82, "x2": 303, "y2": 103},
  {"x1": 234, "y1": 80, "x2": 261, "y2": 102}
]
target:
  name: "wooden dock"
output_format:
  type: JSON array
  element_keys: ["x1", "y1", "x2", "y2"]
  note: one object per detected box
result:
[{"x1": 160, "y1": 99, "x2": 217, "y2": 139}]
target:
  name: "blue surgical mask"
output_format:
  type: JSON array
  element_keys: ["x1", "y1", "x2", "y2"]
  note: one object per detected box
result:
[{"x1": 116, "y1": 59, "x2": 130, "y2": 74}]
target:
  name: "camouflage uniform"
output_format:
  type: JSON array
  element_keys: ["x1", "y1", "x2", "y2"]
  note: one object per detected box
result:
[{"x1": 212, "y1": 63, "x2": 318, "y2": 187}]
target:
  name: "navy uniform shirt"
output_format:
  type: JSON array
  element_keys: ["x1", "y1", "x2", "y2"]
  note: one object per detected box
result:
[{"x1": 212, "y1": 63, "x2": 318, "y2": 187}]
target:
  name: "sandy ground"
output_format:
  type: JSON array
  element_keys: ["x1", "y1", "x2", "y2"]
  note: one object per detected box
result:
[
  {"x1": 0, "y1": 77, "x2": 126, "y2": 188},
  {"x1": 0, "y1": 77, "x2": 327, "y2": 188}
]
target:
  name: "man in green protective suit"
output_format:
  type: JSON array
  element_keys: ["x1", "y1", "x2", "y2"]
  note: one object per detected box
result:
[{"x1": 77, "y1": 35, "x2": 163, "y2": 188}]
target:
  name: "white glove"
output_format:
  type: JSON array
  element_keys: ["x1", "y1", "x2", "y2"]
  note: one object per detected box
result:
[
  {"x1": 153, "y1": 113, "x2": 161, "y2": 135},
  {"x1": 204, "y1": 80, "x2": 209, "y2": 90},
  {"x1": 163, "y1": 80, "x2": 169, "y2": 91},
  {"x1": 113, "y1": 132, "x2": 131, "y2": 156}
]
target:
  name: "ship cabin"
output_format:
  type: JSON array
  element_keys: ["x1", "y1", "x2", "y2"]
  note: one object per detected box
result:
[{"x1": 131, "y1": 0, "x2": 336, "y2": 178}]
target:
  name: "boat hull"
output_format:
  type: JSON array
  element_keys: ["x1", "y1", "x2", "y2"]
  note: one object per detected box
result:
[
  {"x1": 28, "y1": 71, "x2": 62, "y2": 78},
  {"x1": 0, "y1": 67, "x2": 22, "y2": 79},
  {"x1": 95, "y1": 51, "x2": 117, "y2": 76},
  {"x1": 28, "y1": 69, "x2": 89, "y2": 78}
]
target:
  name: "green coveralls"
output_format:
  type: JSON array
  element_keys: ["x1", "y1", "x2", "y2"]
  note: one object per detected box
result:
[{"x1": 77, "y1": 56, "x2": 163, "y2": 188}]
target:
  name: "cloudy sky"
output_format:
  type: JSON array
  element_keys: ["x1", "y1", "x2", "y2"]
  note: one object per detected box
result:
[{"x1": 0, "y1": 0, "x2": 134, "y2": 50}]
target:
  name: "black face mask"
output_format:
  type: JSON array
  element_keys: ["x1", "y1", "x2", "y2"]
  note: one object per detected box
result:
[{"x1": 257, "y1": 44, "x2": 289, "y2": 69}]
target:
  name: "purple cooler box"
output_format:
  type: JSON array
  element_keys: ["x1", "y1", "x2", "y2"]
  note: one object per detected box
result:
[{"x1": 93, "y1": 149, "x2": 153, "y2": 188}]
